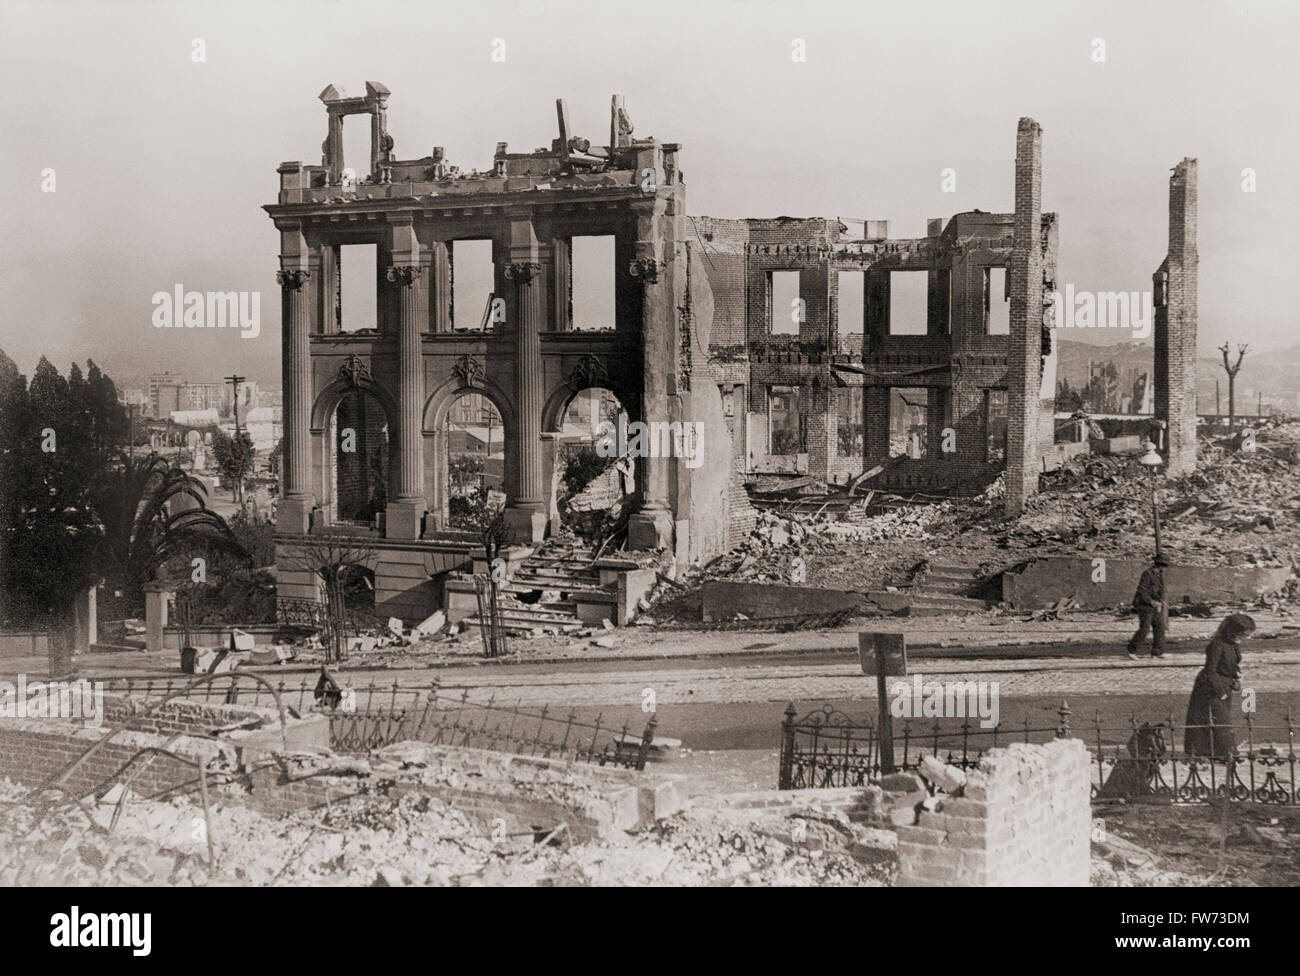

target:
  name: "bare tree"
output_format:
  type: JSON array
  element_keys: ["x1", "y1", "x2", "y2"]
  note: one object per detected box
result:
[
  {"x1": 464, "y1": 488, "x2": 508, "y2": 658},
  {"x1": 1218, "y1": 342, "x2": 1248, "y2": 428}
]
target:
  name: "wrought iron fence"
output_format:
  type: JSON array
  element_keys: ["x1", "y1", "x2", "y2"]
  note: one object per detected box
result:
[
  {"x1": 777, "y1": 702, "x2": 1068, "y2": 789},
  {"x1": 98, "y1": 676, "x2": 657, "y2": 771},
  {"x1": 777, "y1": 701, "x2": 1299, "y2": 804}
]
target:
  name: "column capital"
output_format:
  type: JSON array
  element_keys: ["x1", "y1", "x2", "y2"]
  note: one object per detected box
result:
[
  {"x1": 385, "y1": 264, "x2": 424, "y2": 287},
  {"x1": 628, "y1": 257, "x2": 661, "y2": 284},
  {"x1": 504, "y1": 261, "x2": 541, "y2": 284},
  {"x1": 276, "y1": 269, "x2": 312, "y2": 291}
]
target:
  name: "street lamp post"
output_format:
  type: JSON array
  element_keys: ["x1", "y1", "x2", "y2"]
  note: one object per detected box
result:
[{"x1": 1138, "y1": 439, "x2": 1164, "y2": 558}]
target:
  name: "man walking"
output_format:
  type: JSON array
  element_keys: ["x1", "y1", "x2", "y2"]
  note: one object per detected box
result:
[{"x1": 1127, "y1": 554, "x2": 1168, "y2": 659}]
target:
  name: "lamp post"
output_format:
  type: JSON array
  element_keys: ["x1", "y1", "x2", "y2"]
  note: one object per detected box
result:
[{"x1": 1138, "y1": 439, "x2": 1164, "y2": 558}]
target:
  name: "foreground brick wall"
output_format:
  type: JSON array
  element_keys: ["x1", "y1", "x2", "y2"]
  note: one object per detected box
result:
[
  {"x1": 0, "y1": 712, "x2": 683, "y2": 843},
  {"x1": 896, "y1": 738, "x2": 1091, "y2": 886}
]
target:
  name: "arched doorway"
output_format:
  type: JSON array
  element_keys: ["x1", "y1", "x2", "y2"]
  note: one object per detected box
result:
[
  {"x1": 329, "y1": 389, "x2": 389, "y2": 525},
  {"x1": 552, "y1": 387, "x2": 635, "y2": 540},
  {"x1": 442, "y1": 391, "x2": 505, "y2": 528}
]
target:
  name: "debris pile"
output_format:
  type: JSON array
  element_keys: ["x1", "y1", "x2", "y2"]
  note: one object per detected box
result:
[
  {"x1": 0, "y1": 778, "x2": 893, "y2": 887},
  {"x1": 659, "y1": 423, "x2": 1300, "y2": 612}
]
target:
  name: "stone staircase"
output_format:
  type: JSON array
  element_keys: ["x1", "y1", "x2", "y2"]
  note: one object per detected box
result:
[
  {"x1": 866, "y1": 563, "x2": 991, "y2": 617},
  {"x1": 462, "y1": 541, "x2": 611, "y2": 635}
]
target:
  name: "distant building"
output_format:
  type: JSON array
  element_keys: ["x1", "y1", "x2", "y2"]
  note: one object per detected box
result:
[
  {"x1": 148, "y1": 371, "x2": 185, "y2": 417},
  {"x1": 181, "y1": 383, "x2": 223, "y2": 412}
]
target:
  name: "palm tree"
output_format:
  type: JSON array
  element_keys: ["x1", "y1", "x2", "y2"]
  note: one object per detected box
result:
[{"x1": 91, "y1": 452, "x2": 247, "y2": 613}]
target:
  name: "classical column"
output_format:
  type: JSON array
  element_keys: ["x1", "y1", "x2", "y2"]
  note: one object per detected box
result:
[
  {"x1": 627, "y1": 197, "x2": 675, "y2": 551},
  {"x1": 386, "y1": 264, "x2": 425, "y2": 539},
  {"x1": 504, "y1": 258, "x2": 545, "y2": 543},
  {"x1": 278, "y1": 267, "x2": 314, "y2": 533}
]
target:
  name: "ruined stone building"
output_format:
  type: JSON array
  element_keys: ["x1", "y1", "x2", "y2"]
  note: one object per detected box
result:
[{"x1": 268, "y1": 84, "x2": 1192, "y2": 622}]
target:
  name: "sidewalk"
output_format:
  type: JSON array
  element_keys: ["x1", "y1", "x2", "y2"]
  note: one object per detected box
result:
[{"x1": 5, "y1": 607, "x2": 1295, "y2": 682}]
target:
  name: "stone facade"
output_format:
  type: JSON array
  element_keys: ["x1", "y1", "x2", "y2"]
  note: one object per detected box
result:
[{"x1": 269, "y1": 85, "x2": 731, "y2": 621}]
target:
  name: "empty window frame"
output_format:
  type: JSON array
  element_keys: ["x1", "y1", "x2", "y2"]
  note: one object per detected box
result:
[
  {"x1": 836, "y1": 387, "x2": 863, "y2": 458},
  {"x1": 769, "y1": 271, "x2": 801, "y2": 335},
  {"x1": 338, "y1": 244, "x2": 378, "y2": 333},
  {"x1": 450, "y1": 240, "x2": 495, "y2": 331},
  {"x1": 570, "y1": 235, "x2": 616, "y2": 331},
  {"x1": 888, "y1": 271, "x2": 928, "y2": 335},
  {"x1": 768, "y1": 385, "x2": 805, "y2": 454},
  {"x1": 837, "y1": 271, "x2": 864, "y2": 352},
  {"x1": 985, "y1": 267, "x2": 1010, "y2": 335},
  {"x1": 985, "y1": 389, "x2": 1008, "y2": 462},
  {"x1": 889, "y1": 387, "x2": 929, "y2": 458}
]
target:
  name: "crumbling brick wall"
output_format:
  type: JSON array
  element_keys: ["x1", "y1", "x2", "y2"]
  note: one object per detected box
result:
[
  {"x1": 1005, "y1": 117, "x2": 1044, "y2": 515},
  {"x1": 896, "y1": 738, "x2": 1091, "y2": 886},
  {"x1": 0, "y1": 709, "x2": 684, "y2": 843},
  {"x1": 1153, "y1": 158, "x2": 1198, "y2": 478}
]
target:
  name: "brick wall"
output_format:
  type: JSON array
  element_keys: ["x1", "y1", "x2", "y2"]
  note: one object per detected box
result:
[
  {"x1": 692, "y1": 217, "x2": 749, "y2": 349},
  {"x1": 0, "y1": 713, "x2": 685, "y2": 842},
  {"x1": 896, "y1": 738, "x2": 1091, "y2": 886},
  {"x1": 1153, "y1": 158, "x2": 1198, "y2": 477},
  {"x1": 1005, "y1": 117, "x2": 1044, "y2": 515}
]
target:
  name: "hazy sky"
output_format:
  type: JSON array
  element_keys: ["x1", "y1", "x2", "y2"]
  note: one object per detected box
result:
[{"x1": 1, "y1": 0, "x2": 1296, "y2": 388}]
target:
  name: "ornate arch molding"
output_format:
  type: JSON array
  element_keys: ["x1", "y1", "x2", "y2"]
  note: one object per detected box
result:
[{"x1": 309, "y1": 356, "x2": 399, "y2": 432}]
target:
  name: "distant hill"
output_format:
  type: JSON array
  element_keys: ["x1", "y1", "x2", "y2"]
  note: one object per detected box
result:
[{"x1": 1055, "y1": 338, "x2": 1298, "y2": 414}]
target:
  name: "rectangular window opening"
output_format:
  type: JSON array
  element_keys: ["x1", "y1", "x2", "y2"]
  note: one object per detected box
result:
[
  {"x1": 836, "y1": 387, "x2": 863, "y2": 458},
  {"x1": 338, "y1": 243, "x2": 378, "y2": 333},
  {"x1": 837, "y1": 271, "x2": 864, "y2": 354},
  {"x1": 770, "y1": 271, "x2": 801, "y2": 336},
  {"x1": 985, "y1": 267, "x2": 1010, "y2": 335},
  {"x1": 571, "y1": 235, "x2": 616, "y2": 331},
  {"x1": 889, "y1": 387, "x2": 929, "y2": 458},
  {"x1": 340, "y1": 117, "x2": 372, "y2": 184},
  {"x1": 888, "y1": 271, "x2": 928, "y2": 335},
  {"x1": 768, "y1": 385, "x2": 805, "y2": 454},
  {"x1": 451, "y1": 240, "x2": 495, "y2": 331},
  {"x1": 986, "y1": 389, "x2": 1008, "y2": 462}
]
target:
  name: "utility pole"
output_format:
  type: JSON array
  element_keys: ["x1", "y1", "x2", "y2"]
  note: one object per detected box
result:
[{"x1": 225, "y1": 374, "x2": 246, "y2": 433}]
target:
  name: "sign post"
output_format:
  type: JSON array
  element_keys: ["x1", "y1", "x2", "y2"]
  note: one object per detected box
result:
[{"x1": 859, "y1": 632, "x2": 908, "y2": 774}]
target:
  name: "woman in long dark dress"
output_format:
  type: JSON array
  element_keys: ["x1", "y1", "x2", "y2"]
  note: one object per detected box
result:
[{"x1": 1183, "y1": 613, "x2": 1254, "y2": 758}]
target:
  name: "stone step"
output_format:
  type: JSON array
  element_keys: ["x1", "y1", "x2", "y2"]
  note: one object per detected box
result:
[
  {"x1": 492, "y1": 599, "x2": 581, "y2": 620},
  {"x1": 522, "y1": 555, "x2": 596, "y2": 568},
  {"x1": 462, "y1": 614, "x2": 585, "y2": 635},
  {"x1": 512, "y1": 571, "x2": 602, "y2": 588},
  {"x1": 919, "y1": 580, "x2": 973, "y2": 595},
  {"x1": 906, "y1": 593, "x2": 990, "y2": 612},
  {"x1": 925, "y1": 565, "x2": 982, "y2": 579}
]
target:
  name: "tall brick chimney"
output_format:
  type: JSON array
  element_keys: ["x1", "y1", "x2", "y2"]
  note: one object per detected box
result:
[
  {"x1": 1153, "y1": 158, "x2": 1198, "y2": 477},
  {"x1": 1006, "y1": 117, "x2": 1044, "y2": 516}
]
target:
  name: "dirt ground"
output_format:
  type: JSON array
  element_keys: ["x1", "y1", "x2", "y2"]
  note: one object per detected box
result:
[{"x1": 1092, "y1": 800, "x2": 1300, "y2": 887}]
